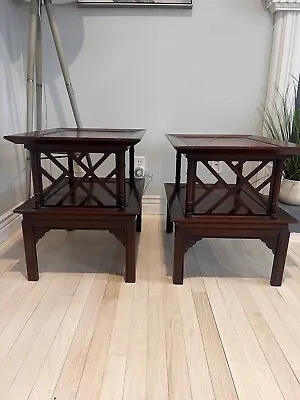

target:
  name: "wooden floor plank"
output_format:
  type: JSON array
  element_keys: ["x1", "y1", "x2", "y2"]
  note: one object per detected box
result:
[
  {"x1": 0, "y1": 279, "x2": 52, "y2": 367},
  {"x1": 162, "y1": 220, "x2": 193, "y2": 400},
  {"x1": 0, "y1": 276, "x2": 75, "y2": 399},
  {"x1": 169, "y1": 229, "x2": 215, "y2": 400},
  {"x1": 178, "y1": 284, "x2": 215, "y2": 400},
  {"x1": 193, "y1": 291, "x2": 238, "y2": 400},
  {"x1": 108, "y1": 281, "x2": 135, "y2": 356},
  {"x1": 0, "y1": 280, "x2": 34, "y2": 335},
  {"x1": 123, "y1": 216, "x2": 150, "y2": 400},
  {"x1": 246, "y1": 281, "x2": 300, "y2": 381},
  {"x1": 98, "y1": 355, "x2": 126, "y2": 400},
  {"x1": 209, "y1": 241, "x2": 284, "y2": 400},
  {"x1": 75, "y1": 274, "x2": 122, "y2": 400},
  {"x1": 52, "y1": 276, "x2": 108, "y2": 400},
  {"x1": 233, "y1": 279, "x2": 300, "y2": 400},
  {"x1": 194, "y1": 242, "x2": 262, "y2": 400},
  {"x1": 0, "y1": 217, "x2": 299, "y2": 400},
  {"x1": 146, "y1": 217, "x2": 168, "y2": 400},
  {"x1": 23, "y1": 273, "x2": 96, "y2": 400},
  {"x1": 164, "y1": 282, "x2": 192, "y2": 400}
]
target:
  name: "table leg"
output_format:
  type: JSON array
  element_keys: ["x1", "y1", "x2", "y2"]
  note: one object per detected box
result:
[
  {"x1": 30, "y1": 150, "x2": 43, "y2": 208},
  {"x1": 185, "y1": 158, "x2": 197, "y2": 216},
  {"x1": 116, "y1": 151, "x2": 126, "y2": 210},
  {"x1": 268, "y1": 159, "x2": 285, "y2": 217},
  {"x1": 22, "y1": 219, "x2": 39, "y2": 281},
  {"x1": 173, "y1": 227, "x2": 185, "y2": 284},
  {"x1": 166, "y1": 205, "x2": 173, "y2": 233},
  {"x1": 270, "y1": 230, "x2": 290, "y2": 286},
  {"x1": 125, "y1": 221, "x2": 136, "y2": 283},
  {"x1": 234, "y1": 162, "x2": 244, "y2": 211},
  {"x1": 175, "y1": 151, "x2": 182, "y2": 190},
  {"x1": 136, "y1": 205, "x2": 142, "y2": 233},
  {"x1": 67, "y1": 153, "x2": 76, "y2": 209},
  {"x1": 129, "y1": 145, "x2": 135, "y2": 186}
]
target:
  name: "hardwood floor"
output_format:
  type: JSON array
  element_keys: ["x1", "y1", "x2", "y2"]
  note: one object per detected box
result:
[{"x1": 0, "y1": 215, "x2": 299, "y2": 399}]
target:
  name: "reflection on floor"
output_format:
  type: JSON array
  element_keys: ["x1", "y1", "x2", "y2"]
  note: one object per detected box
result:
[{"x1": 0, "y1": 215, "x2": 299, "y2": 399}]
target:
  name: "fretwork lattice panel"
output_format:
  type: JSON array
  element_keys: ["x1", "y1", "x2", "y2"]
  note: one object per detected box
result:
[
  {"x1": 40, "y1": 152, "x2": 118, "y2": 207},
  {"x1": 191, "y1": 160, "x2": 274, "y2": 216}
]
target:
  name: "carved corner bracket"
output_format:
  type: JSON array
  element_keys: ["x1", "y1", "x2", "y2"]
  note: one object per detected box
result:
[
  {"x1": 260, "y1": 237, "x2": 278, "y2": 255},
  {"x1": 185, "y1": 236, "x2": 203, "y2": 253},
  {"x1": 34, "y1": 227, "x2": 50, "y2": 244},
  {"x1": 109, "y1": 229, "x2": 125, "y2": 247}
]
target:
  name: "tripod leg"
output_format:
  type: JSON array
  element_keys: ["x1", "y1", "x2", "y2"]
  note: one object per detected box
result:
[
  {"x1": 26, "y1": 0, "x2": 39, "y2": 199},
  {"x1": 43, "y1": 0, "x2": 92, "y2": 169},
  {"x1": 36, "y1": 0, "x2": 43, "y2": 132}
]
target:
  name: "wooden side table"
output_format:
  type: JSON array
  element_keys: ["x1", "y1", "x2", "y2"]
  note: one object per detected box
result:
[
  {"x1": 5, "y1": 128, "x2": 145, "y2": 283},
  {"x1": 165, "y1": 134, "x2": 300, "y2": 285}
]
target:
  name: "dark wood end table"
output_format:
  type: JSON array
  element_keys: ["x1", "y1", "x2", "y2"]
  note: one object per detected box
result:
[
  {"x1": 5, "y1": 127, "x2": 145, "y2": 283},
  {"x1": 165, "y1": 134, "x2": 300, "y2": 286}
]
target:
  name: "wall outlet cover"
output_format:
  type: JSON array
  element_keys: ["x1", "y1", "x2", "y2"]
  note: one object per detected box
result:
[{"x1": 134, "y1": 156, "x2": 146, "y2": 171}]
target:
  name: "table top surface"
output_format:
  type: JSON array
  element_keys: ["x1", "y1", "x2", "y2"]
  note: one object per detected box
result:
[
  {"x1": 4, "y1": 128, "x2": 145, "y2": 145},
  {"x1": 166, "y1": 134, "x2": 300, "y2": 155}
]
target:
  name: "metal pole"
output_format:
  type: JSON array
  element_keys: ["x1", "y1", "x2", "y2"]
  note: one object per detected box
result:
[
  {"x1": 43, "y1": 0, "x2": 82, "y2": 128},
  {"x1": 36, "y1": 0, "x2": 43, "y2": 131},
  {"x1": 43, "y1": 0, "x2": 92, "y2": 170},
  {"x1": 26, "y1": 0, "x2": 38, "y2": 199}
]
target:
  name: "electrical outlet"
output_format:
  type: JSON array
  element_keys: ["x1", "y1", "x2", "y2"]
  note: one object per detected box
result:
[
  {"x1": 134, "y1": 156, "x2": 145, "y2": 171},
  {"x1": 209, "y1": 161, "x2": 222, "y2": 174},
  {"x1": 134, "y1": 156, "x2": 146, "y2": 179}
]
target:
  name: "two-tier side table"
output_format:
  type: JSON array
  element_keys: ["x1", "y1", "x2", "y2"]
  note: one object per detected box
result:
[
  {"x1": 5, "y1": 128, "x2": 145, "y2": 283},
  {"x1": 165, "y1": 134, "x2": 300, "y2": 286}
]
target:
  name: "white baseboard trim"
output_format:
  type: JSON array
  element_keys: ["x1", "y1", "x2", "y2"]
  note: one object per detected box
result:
[
  {"x1": 0, "y1": 209, "x2": 21, "y2": 246},
  {"x1": 142, "y1": 195, "x2": 166, "y2": 215},
  {"x1": 290, "y1": 233, "x2": 300, "y2": 242}
]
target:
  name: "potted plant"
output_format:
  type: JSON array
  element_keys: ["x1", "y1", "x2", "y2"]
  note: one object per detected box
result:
[{"x1": 264, "y1": 83, "x2": 300, "y2": 205}]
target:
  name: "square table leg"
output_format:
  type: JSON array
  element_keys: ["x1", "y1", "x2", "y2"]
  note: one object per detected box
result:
[
  {"x1": 175, "y1": 151, "x2": 182, "y2": 190},
  {"x1": 166, "y1": 205, "x2": 173, "y2": 233},
  {"x1": 173, "y1": 227, "x2": 185, "y2": 284},
  {"x1": 136, "y1": 207, "x2": 142, "y2": 233},
  {"x1": 268, "y1": 159, "x2": 285, "y2": 217},
  {"x1": 129, "y1": 145, "x2": 135, "y2": 186},
  {"x1": 125, "y1": 220, "x2": 136, "y2": 283},
  {"x1": 185, "y1": 158, "x2": 197, "y2": 216},
  {"x1": 270, "y1": 229, "x2": 290, "y2": 286},
  {"x1": 116, "y1": 151, "x2": 126, "y2": 210},
  {"x1": 30, "y1": 150, "x2": 43, "y2": 208},
  {"x1": 22, "y1": 218, "x2": 39, "y2": 281}
]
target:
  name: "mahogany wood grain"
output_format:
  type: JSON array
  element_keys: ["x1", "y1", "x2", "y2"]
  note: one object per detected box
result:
[
  {"x1": 5, "y1": 128, "x2": 146, "y2": 283},
  {"x1": 164, "y1": 133, "x2": 300, "y2": 286}
]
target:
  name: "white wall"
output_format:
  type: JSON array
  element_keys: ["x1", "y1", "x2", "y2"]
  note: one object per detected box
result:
[
  {"x1": 2, "y1": 0, "x2": 274, "y2": 205},
  {"x1": 0, "y1": 0, "x2": 26, "y2": 221},
  {"x1": 39, "y1": 0, "x2": 273, "y2": 196}
]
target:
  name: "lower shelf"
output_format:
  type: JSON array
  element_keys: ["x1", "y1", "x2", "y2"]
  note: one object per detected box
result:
[
  {"x1": 15, "y1": 179, "x2": 145, "y2": 216},
  {"x1": 165, "y1": 182, "x2": 297, "y2": 225}
]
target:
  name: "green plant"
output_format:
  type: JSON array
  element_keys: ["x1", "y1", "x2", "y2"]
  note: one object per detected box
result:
[{"x1": 264, "y1": 83, "x2": 300, "y2": 181}]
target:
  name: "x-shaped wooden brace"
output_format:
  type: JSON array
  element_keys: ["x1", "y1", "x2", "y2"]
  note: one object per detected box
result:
[
  {"x1": 225, "y1": 161, "x2": 270, "y2": 211},
  {"x1": 193, "y1": 160, "x2": 271, "y2": 215},
  {"x1": 42, "y1": 152, "x2": 113, "y2": 206},
  {"x1": 70, "y1": 153, "x2": 117, "y2": 202},
  {"x1": 192, "y1": 161, "x2": 252, "y2": 214},
  {"x1": 41, "y1": 152, "x2": 88, "y2": 199},
  {"x1": 205, "y1": 161, "x2": 256, "y2": 214}
]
